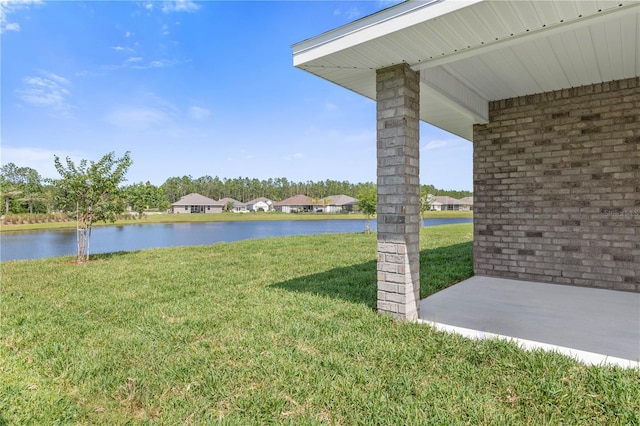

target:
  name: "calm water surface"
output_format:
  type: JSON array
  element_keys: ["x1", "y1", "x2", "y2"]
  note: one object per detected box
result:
[{"x1": 1, "y1": 218, "x2": 472, "y2": 261}]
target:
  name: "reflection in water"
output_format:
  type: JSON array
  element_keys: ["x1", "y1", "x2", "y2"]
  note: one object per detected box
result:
[{"x1": 1, "y1": 218, "x2": 472, "y2": 261}]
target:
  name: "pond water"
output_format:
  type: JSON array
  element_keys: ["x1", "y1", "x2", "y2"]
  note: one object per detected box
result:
[{"x1": 0, "y1": 218, "x2": 473, "y2": 261}]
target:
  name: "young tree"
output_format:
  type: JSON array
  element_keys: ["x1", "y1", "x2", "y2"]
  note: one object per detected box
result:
[
  {"x1": 357, "y1": 185, "x2": 377, "y2": 234},
  {"x1": 53, "y1": 151, "x2": 132, "y2": 263},
  {"x1": 419, "y1": 187, "x2": 434, "y2": 226}
]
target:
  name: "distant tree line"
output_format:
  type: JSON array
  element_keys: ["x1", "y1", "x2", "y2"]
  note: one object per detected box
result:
[
  {"x1": 160, "y1": 175, "x2": 472, "y2": 204},
  {"x1": 0, "y1": 163, "x2": 50, "y2": 214},
  {"x1": 0, "y1": 162, "x2": 164, "y2": 216},
  {"x1": 160, "y1": 176, "x2": 374, "y2": 204},
  {"x1": 1, "y1": 162, "x2": 472, "y2": 215},
  {"x1": 418, "y1": 184, "x2": 473, "y2": 201}
]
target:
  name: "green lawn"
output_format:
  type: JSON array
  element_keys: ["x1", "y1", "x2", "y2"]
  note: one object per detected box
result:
[{"x1": 1, "y1": 224, "x2": 638, "y2": 424}]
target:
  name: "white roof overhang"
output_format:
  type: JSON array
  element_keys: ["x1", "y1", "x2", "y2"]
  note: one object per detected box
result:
[{"x1": 293, "y1": 0, "x2": 640, "y2": 141}]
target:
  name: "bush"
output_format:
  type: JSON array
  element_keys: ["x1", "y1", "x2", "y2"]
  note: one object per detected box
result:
[{"x1": 0, "y1": 213, "x2": 70, "y2": 225}]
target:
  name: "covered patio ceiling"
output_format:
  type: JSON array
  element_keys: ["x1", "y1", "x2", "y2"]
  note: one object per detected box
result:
[{"x1": 293, "y1": 0, "x2": 640, "y2": 141}]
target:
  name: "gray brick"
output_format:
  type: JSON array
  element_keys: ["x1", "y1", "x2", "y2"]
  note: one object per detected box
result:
[
  {"x1": 376, "y1": 63, "x2": 422, "y2": 318},
  {"x1": 474, "y1": 77, "x2": 639, "y2": 292}
]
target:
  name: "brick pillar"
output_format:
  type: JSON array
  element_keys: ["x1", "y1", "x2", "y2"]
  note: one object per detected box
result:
[{"x1": 376, "y1": 63, "x2": 421, "y2": 320}]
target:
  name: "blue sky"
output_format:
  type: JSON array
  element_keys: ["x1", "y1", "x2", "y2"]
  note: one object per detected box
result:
[{"x1": 1, "y1": 0, "x2": 472, "y2": 190}]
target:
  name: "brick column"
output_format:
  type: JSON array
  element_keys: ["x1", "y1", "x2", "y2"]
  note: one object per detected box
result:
[{"x1": 376, "y1": 63, "x2": 421, "y2": 320}]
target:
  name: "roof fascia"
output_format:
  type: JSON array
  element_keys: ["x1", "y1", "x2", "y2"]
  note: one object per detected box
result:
[{"x1": 292, "y1": 0, "x2": 482, "y2": 67}]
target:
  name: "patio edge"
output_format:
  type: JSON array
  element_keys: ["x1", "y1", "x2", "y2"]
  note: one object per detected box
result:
[{"x1": 416, "y1": 319, "x2": 640, "y2": 369}]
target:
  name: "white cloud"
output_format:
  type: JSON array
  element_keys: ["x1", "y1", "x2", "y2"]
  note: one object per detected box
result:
[
  {"x1": 104, "y1": 94, "x2": 179, "y2": 131},
  {"x1": 324, "y1": 102, "x2": 337, "y2": 112},
  {"x1": 1, "y1": 146, "x2": 55, "y2": 164},
  {"x1": 16, "y1": 71, "x2": 72, "y2": 115},
  {"x1": 147, "y1": 59, "x2": 175, "y2": 68},
  {"x1": 143, "y1": 2, "x2": 153, "y2": 10},
  {"x1": 188, "y1": 106, "x2": 210, "y2": 120},
  {"x1": 0, "y1": 146, "x2": 84, "y2": 180},
  {"x1": 333, "y1": 6, "x2": 361, "y2": 20},
  {"x1": 128, "y1": 58, "x2": 178, "y2": 70},
  {"x1": 42, "y1": 71, "x2": 69, "y2": 85},
  {"x1": 106, "y1": 106, "x2": 171, "y2": 131},
  {"x1": 1, "y1": 0, "x2": 42, "y2": 33},
  {"x1": 3, "y1": 21, "x2": 19, "y2": 31},
  {"x1": 107, "y1": 57, "x2": 178, "y2": 71},
  {"x1": 162, "y1": 0, "x2": 199, "y2": 13},
  {"x1": 423, "y1": 140, "x2": 452, "y2": 151},
  {"x1": 282, "y1": 152, "x2": 305, "y2": 161},
  {"x1": 125, "y1": 31, "x2": 132, "y2": 38}
]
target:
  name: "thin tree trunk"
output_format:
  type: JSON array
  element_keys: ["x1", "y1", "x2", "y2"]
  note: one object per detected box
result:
[
  {"x1": 86, "y1": 226, "x2": 92, "y2": 262},
  {"x1": 76, "y1": 205, "x2": 88, "y2": 263},
  {"x1": 77, "y1": 227, "x2": 86, "y2": 263}
]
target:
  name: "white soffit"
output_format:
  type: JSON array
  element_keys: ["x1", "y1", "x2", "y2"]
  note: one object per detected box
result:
[{"x1": 293, "y1": 0, "x2": 640, "y2": 141}]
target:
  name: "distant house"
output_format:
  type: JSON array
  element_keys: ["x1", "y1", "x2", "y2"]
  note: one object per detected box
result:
[
  {"x1": 218, "y1": 197, "x2": 247, "y2": 213},
  {"x1": 172, "y1": 193, "x2": 223, "y2": 214},
  {"x1": 320, "y1": 195, "x2": 357, "y2": 213},
  {"x1": 459, "y1": 197, "x2": 474, "y2": 211},
  {"x1": 273, "y1": 194, "x2": 314, "y2": 213},
  {"x1": 246, "y1": 197, "x2": 273, "y2": 212},
  {"x1": 429, "y1": 195, "x2": 471, "y2": 211}
]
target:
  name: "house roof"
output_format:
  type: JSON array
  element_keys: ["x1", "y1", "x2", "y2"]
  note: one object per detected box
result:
[
  {"x1": 293, "y1": 0, "x2": 640, "y2": 141},
  {"x1": 274, "y1": 194, "x2": 314, "y2": 206},
  {"x1": 219, "y1": 197, "x2": 246, "y2": 207},
  {"x1": 432, "y1": 195, "x2": 463, "y2": 205},
  {"x1": 172, "y1": 193, "x2": 221, "y2": 206},
  {"x1": 246, "y1": 197, "x2": 273, "y2": 205},
  {"x1": 459, "y1": 197, "x2": 474, "y2": 204},
  {"x1": 321, "y1": 194, "x2": 358, "y2": 206}
]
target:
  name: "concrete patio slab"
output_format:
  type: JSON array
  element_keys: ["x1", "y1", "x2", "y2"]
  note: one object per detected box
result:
[{"x1": 418, "y1": 276, "x2": 640, "y2": 368}]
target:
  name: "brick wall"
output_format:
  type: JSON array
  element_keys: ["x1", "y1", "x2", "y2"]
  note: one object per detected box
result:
[{"x1": 473, "y1": 77, "x2": 640, "y2": 292}]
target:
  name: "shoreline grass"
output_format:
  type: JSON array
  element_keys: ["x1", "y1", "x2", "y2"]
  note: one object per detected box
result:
[
  {"x1": 2, "y1": 224, "x2": 637, "y2": 424},
  {"x1": 0, "y1": 210, "x2": 472, "y2": 232}
]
